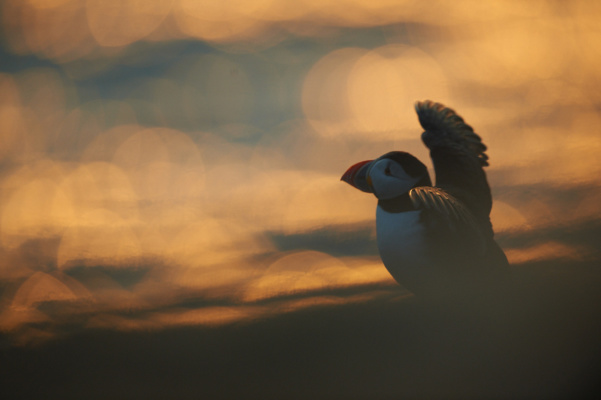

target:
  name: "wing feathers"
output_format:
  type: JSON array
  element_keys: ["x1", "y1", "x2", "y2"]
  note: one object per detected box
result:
[
  {"x1": 415, "y1": 100, "x2": 489, "y2": 167},
  {"x1": 409, "y1": 187, "x2": 481, "y2": 235}
]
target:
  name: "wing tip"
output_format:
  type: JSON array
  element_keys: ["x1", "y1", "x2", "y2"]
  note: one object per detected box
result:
[
  {"x1": 414, "y1": 99, "x2": 469, "y2": 132},
  {"x1": 415, "y1": 100, "x2": 490, "y2": 167}
]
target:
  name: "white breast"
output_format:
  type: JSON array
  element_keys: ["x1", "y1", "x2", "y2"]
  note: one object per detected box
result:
[{"x1": 375, "y1": 206, "x2": 433, "y2": 291}]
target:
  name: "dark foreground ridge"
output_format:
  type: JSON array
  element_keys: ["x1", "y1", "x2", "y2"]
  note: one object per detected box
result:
[{"x1": 2, "y1": 248, "x2": 601, "y2": 399}]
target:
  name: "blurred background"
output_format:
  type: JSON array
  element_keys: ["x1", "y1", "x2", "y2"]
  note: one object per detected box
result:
[{"x1": 1, "y1": 1, "x2": 601, "y2": 398}]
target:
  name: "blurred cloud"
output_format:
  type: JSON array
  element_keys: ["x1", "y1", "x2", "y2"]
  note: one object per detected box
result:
[
  {"x1": 1, "y1": 0, "x2": 601, "y2": 347},
  {"x1": 435, "y1": 19, "x2": 568, "y2": 88},
  {"x1": 505, "y1": 241, "x2": 587, "y2": 265},
  {"x1": 86, "y1": 0, "x2": 174, "y2": 48},
  {"x1": 243, "y1": 250, "x2": 392, "y2": 301},
  {"x1": 302, "y1": 45, "x2": 450, "y2": 140}
]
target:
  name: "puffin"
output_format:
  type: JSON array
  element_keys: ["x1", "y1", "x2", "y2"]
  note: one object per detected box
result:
[{"x1": 341, "y1": 100, "x2": 510, "y2": 300}]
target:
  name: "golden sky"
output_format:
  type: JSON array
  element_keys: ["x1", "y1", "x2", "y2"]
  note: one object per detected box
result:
[{"x1": 1, "y1": 0, "x2": 601, "y2": 347}]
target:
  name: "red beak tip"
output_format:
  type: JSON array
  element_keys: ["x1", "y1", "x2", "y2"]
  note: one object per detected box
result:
[{"x1": 341, "y1": 160, "x2": 372, "y2": 187}]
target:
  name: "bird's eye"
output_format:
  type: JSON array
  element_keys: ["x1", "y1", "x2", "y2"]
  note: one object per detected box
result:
[{"x1": 384, "y1": 166, "x2": 391, "y2": 175}]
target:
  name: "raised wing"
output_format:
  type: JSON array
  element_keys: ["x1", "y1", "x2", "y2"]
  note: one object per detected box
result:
[
  {"x1": 414, "y1": 100, "x2": 493, "y2": 232},
  {"x1": 416, "y1": 100, "x2": 489, "y2": 166}
]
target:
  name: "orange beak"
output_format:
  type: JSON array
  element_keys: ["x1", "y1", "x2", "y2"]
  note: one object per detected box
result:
[{"x1": 341, "y1": 160, "x2": 373, "y2": 192}]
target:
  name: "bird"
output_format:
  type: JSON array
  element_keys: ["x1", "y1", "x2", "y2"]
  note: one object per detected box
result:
[{"x1": 341, "y1": 100, "x2": 510, "y2": 301}]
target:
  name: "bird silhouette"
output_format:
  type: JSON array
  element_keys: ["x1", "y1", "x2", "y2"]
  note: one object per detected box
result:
[{"x1": 342, "y1": 100, "x2": 510, "y2": 301}]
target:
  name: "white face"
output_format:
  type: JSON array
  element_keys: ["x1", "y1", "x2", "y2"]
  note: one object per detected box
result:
[{"x1": 367, "y1": 159, "x2": 421, "y2": 200}]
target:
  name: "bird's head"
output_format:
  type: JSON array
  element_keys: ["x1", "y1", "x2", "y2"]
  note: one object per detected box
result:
[{"x1": 341, "y1": 151, "x2": 431, "y2": 200}]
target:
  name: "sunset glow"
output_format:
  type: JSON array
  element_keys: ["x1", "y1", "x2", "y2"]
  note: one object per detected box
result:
[{"x1": 1, "y1": 0, "x2": 600, "y2": 364}]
